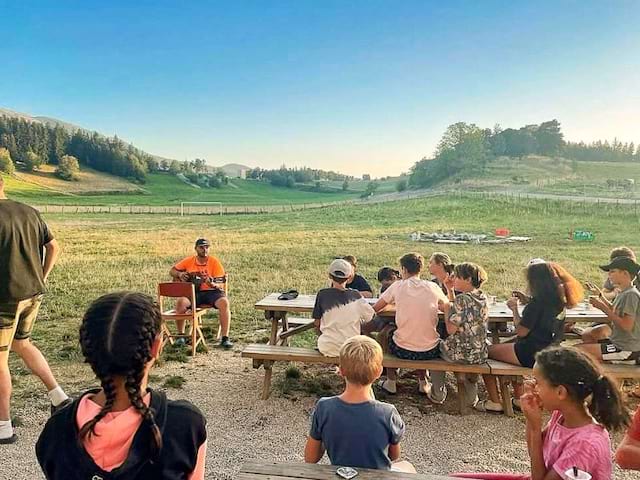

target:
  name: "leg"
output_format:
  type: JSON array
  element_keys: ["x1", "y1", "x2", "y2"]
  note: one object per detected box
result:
[
  {"x1": 429, "y1": 370, "x2": 447, "y2": 404},
  {"x1": 214, "y1": 296, "x2": 231, "y2": 337},
  {"x1": 11, "y1": 339, "x2": 58, "y2": 391},
  {"x1": 175, "y1": 297, "x2": 191, "y2": 334},
  {"x1": 575, "y1": 342, "x2": 604, "y2": 361},
  {"x1": 464, "y1": 373, "x2": 479, "y2": 406},
  {"x1": 0, "y1": 303, "x2": 20, "y2": 421},
  {"x1": 481, "y1": 374, "x2": 502, "y2": 404},
  {"x1": 581, "y1": 325, "x2": 611, "y2": 344},
  {"x1": 456, "y1": 373, "x2": 469, "y2": 414}
]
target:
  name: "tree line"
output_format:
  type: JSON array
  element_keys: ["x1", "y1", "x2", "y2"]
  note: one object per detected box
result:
[
  {"x1": 0, "y1": 116, "x2": 156, "y2": 182},
  {"x1": 246, "y1": 166, "x2": 354, "y2": 189},
  {"x1": 409, "y1": 119, "x2": 640, "y2": 188}
]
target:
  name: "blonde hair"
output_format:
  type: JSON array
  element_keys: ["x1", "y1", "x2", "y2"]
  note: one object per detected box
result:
[{"x1": 339, "y1": 335, "x2": 383, "y2": 386}]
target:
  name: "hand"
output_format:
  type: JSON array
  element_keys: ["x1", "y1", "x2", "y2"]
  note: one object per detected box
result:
[
  {"x1": 438, "y1": 299, "x2": 449, "y2": 311},
  {"x1": 589, "y1": 296, "x2": 608, "y2": 312},
  {"x1": 506, "y1": 297, "x2": 519, "y2": 311},
  {"x1": 520, "y1": 382, "x2": 542, "y2": 426},
  {"x1": 179, "y1": 272, "x2": 190, "y2": 282},
  {"x1": 512, "y1": 290, "x2": 528, "y2": 303},
  {"x1": 584, "y1": 282, "x2": 602, "y2": 296},
  {"x1": 443, "y1": 274, "x2": 455, "y2": 291}
]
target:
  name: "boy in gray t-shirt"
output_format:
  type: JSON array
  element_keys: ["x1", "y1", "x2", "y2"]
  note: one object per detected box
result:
[
  {"x1": 579, "y1": 256, "x2": 640, "y2": 363},
  {"x1": 304, "y1": 336, "x2": 414, "y2": 472}
]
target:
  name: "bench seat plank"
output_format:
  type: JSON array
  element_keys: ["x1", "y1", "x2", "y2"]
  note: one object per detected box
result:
[{"x1": 240, "y1": 461, "x2": 466, "y2": 479}]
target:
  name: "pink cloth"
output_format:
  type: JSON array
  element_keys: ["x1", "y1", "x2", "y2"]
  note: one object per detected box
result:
[
  {"x1": 380, "y1": 276, "x2": 447, "y2": 351},
  {"x1": 451, "y1": 475, "x2": 528, "y2": 480},
  {"x1": 76, "y1": 393, "x2": 206, "y2": 480},
  {"x1": 542, "y1": 410, "x2": 612, "y2": 480},
  {"x1": 452, "y1": 410, "x2": 612, "y2": 480}
]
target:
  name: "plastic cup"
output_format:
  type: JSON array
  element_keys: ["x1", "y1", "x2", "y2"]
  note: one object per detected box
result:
[{"x1": 564, "y1": 468, "x2": 591, "y2": 480}]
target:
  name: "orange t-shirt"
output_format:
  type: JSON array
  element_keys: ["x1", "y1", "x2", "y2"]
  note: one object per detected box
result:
[{"x1": 174, "y1": 256, "x2": 225, "y2": 291}]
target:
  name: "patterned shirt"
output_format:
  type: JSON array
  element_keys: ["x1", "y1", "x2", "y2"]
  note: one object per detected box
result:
[{"x1": 440, "y1": 290, "x2": 489, "y2": 364}]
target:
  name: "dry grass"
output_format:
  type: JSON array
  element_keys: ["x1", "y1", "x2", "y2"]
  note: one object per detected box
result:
[{"x1": 14, "y1": 165, "x2": 142, "y2": 193}]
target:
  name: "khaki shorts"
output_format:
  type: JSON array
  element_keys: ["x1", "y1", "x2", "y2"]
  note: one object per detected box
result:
[{"x1": 0, "y1": 295, "x2": 44, "y2": 352}]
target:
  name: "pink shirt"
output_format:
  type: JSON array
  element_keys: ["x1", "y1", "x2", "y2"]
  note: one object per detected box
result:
[
  {"x1": 542, "y1": 410, "x2": 612, "y2": 480},
  {"x1": 380, "y1": 276, "x2": 447, "y2": 351},
  {"x1": 76, "y1": 393, "x2": 207, "y2": 479}
]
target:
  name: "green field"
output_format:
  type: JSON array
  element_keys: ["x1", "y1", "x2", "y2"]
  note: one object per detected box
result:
[
  {"x1": 3, "y1": 172, "x2": 371, "y2": 206},
  {"x1": 450, "y1": 156, "x2": 640, "y2": 198},
  {"x1": 8, "y1": 192, "x2": 639, "y2": 405}
]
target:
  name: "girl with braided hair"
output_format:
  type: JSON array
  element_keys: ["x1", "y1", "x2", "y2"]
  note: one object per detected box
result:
[
  {"x1": 36, "y1": 292, "x2": 207, "y2": 480},
  {"x1": 477, "y1": 261, "x2": 583, "y2": 413},
  {"x1": 454, "y1": 346, "x2": 630, "y2": 479}
]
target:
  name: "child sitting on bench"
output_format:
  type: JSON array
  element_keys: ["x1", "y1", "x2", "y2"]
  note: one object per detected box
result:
[
  {"x1": 313, "y1": 259, "x2": 375, "y2": 357},
  {"x1": 304, "y1": 335, "x2": 415, "y2": 473},
  {"x1": 439, "y1": 262, "x2": 489, "y2": 408}
]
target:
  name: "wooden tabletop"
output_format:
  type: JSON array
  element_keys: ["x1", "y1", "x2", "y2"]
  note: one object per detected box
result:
[
  {"x1": 255, "y1": 293, "x2": 607, "y2": 322},
  {"x1": 239, "y1": 462, "x2": 472, "y2": 479}
]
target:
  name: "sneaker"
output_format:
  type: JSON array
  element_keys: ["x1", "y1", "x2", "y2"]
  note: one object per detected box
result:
[
  {"x1": 0, "y1": 433, "x2": 17, "y2": 444},
  {"x1": 220, "y1": 337, "x2": 233, "y2": 349},
  {"x1": 474, "y1": 399, "x2": 504, "y2": 413},
  {"x1": 51, "y1": 398, "x2": 73, "y2": 415},
  {"x1": 427, "y1": 386, "x2": 447, "y2": 405},
  {"x1": 377, "y1": 378, "x2": 397, "y2": 394}
]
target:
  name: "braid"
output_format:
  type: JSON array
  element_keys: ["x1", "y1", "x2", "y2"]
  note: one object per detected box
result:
[
  {"x1": 78, "y1": 373, "x2": 117, "y2": 442},
  {"x1": 78, "y1": 292, "x2": 163, "y2": 455},
  {"x1": 125, "y1": 319, "x2": 163, "y2": 457}
]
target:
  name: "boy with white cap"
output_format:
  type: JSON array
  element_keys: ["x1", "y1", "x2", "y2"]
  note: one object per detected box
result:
[{"x1": 313, "y1": 259, "x2": 375, "y2": 357}]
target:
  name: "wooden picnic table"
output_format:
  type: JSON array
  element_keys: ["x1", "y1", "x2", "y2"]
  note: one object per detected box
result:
[
  {"x1": 255, "y1": 293, "x2": 608, "y2": 345},
  {"x1": 239, "y1": 462, "x2": 472, "y2": 480}
]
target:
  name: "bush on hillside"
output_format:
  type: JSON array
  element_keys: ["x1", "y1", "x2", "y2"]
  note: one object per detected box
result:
[
  {"x1": 0, "y1": 147, "x2": 15, "y2": 174},
  {"x1": 55, "y1": 155, "x2": 81, "y2": 181}
]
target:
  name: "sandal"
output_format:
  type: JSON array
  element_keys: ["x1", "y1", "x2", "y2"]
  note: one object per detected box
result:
[
  {"x1": 0, "y1": 433, "x2": 17, "y2": 444},
  {"x1": 376, "y1": 378, "x2": 397, "y2": 394}
]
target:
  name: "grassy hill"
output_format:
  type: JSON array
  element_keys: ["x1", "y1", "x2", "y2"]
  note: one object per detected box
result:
[
  {"x1": 3, "y1": 172, "x2": 373, "y2": 206},
  {"x1": 447, "y1": 155, "x2": 640, "y2": 198}
]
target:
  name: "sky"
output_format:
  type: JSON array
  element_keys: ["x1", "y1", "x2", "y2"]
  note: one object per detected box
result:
[{"x1": 2, "y1": 1, "x2": 639, "y2": 177}]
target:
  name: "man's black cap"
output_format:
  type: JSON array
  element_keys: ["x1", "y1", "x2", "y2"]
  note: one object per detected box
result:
[{"x1": 195, "y1": 238, "x2": 210, "y2": 247}]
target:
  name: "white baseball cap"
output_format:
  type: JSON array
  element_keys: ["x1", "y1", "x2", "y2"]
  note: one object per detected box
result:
[
  {"x1": 528, "y1": 258, "x2": 546, "y2": 266},
  {"x1": 329, "y1": 259, "x2": 353, "y2": 279}
]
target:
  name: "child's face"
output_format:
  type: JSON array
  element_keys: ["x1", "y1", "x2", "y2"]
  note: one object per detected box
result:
[
  {"x1": 608, "y1": 268, "x2": 631, "y2": 287},
  {"x1": 453, "y1": 275, "x2": 474, "y2": 292},
  {"x1": 428, "y1": 258, "x2": 444, "y2": 276},
  {"x1": 381, "y1": 278, "x2": 397, "y2": 289},
  {"x1": 531, "y1": 364, "x2": 560, "y2": 411}
]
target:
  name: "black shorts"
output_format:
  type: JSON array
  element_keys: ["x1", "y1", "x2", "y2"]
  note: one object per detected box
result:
[
  {"x1": 514, "y1": 339, "x2": 550, "y2": 368},
  {"x1": 389, "y1": 336, "x2": 441, "y2": 361},
  {"x1": 194, "y1": 289, "x2": 226, "y2": 308}
]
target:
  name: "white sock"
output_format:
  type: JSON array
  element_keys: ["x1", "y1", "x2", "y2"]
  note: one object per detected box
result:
[
  {"x1": 0, "y1": 419, "x2": 13, "y2": 439},
  {"x1": 48, "y1": 386, "x2": 69, "y2": 406}
]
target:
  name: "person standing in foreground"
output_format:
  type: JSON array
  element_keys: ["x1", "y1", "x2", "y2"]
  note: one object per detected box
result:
[
  {"x1": 170, "y1": 238, "x2": 233, "y2": 348},
  {"x1": 0, "y1": 175, "x2": 69, "y2": 444}
]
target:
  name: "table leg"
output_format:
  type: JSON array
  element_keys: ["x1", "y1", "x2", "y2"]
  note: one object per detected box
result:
[
  {"x1": 456, "y1": 373, "x2": 470, "y2": 415},
  {"x1": 500, "y1": 376, "x2": 514, "y2": 417},
  {"x1": 262, "y1": 361, "x2": 273, "y2": 400}
]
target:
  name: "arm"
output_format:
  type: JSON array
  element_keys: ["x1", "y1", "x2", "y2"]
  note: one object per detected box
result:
[
  {"x1": 304, "y1": 437, "x2": 325, "y2": 463},
  {"x1": 313, "y1": 318, "x2": 321, "y2": 334},
  {"x1": 373, "y1": 298, "x2": 388, "y2": 313},
  {"x1": 507, "y1": 297, "x2": 530, "y2": 337},
  {"x1": 591, "y1": 296, "x2": 635, "y2": 332},
  {"x1": 42, "y1": 239, "x2": 60, "y2": 282},
  {"x1": 616, "y1": 434, "x2": 640, "y2": 470},
  {"x1": 439, "y1": 299, "x2": 458, "y2": 335},
  {"x1": 521, "y1": 386, "x2": 554, "y2": 480},
  {"x1": 388, "y1": 443, "x2": 401, "y2": 461},
  {"x1": 187, "y1": 441, "x2": 207, "y2": 480},
  {"x1": 360, "y1": 290, "x2": 373, "y2": 298}
]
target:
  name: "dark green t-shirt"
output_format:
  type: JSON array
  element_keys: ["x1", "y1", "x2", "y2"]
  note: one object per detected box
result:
[{"x1": 0, "y1": 199, "x2": 53, "y2": 302}]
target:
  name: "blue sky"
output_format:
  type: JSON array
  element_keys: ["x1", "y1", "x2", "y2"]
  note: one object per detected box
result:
[{"x1": 2, "y1": 1, "x2": 639, "y2": 176}]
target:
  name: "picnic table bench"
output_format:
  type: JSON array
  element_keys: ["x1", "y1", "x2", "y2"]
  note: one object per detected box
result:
[
  {"x1": 239, "y1": 461, "x2": 472, "y2": 480},
  {"x1": 242, "y1": 344, "x2": 640, "y2": 416}
]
